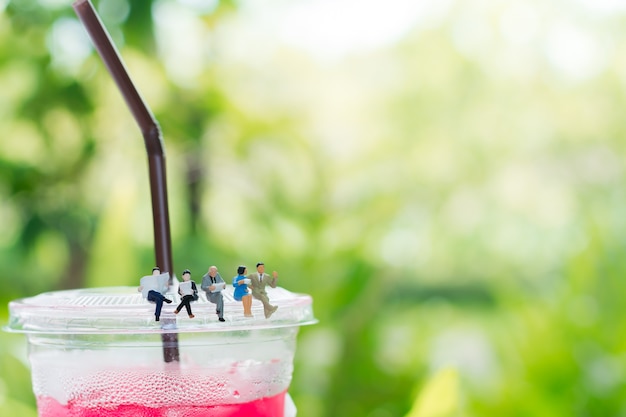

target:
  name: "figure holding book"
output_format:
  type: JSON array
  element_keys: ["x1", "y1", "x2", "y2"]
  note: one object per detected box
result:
[
  {"x1": 174, "y1": 269, "x2": 197, "y2": 318},
  {"x1": 138, "y1": 267, "x2": 172, "y2": 322},
  {"x1": 233, "y1": 265, "x2": 253, "y2": 317},
  {"x1": 201, "y1": 265, "x2": 226, "y2": 322}
]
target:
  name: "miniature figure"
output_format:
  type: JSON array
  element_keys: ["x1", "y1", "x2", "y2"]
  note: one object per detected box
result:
[
  {"x1": 249, "y1": 262, "x2": 278, "y2": 319},
  {"x1": 201, "y1": 265, "x2": 226, "y2": 322},
  {"x1": 174, "y1": 269, "x2": 197, "y2": 318},
  {"x1": 232, "y1": 265, "x2": 253, "y2": 317},
  {"x1": 138, "y1": 267, "x2": 172, "y2": 321}
]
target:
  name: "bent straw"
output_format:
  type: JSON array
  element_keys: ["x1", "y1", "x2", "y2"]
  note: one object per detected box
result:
[{"x1": 73, "y1": 0, "x2": 179, "y2": 362}]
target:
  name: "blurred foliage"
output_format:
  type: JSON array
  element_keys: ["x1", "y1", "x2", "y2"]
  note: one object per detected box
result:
[
  {"x1": 406, "y1": 368, "x2": 460, "y2": 417},
  {"x1": 2, "y1": 0, "x2": 626, "y2": 416}
]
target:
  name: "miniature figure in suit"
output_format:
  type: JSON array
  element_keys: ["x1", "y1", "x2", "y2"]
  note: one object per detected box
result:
[
  {"x1": 138, "y1": 267, "x2": 172, "y2": 321},
  {"x1": 233, "y1": 265, "x2": 253, "y2": 317},
  {"x1": 249, "y1": 262, "x2": 278, "y2": 319},
  {"x1": 201, "y1": 265, "x2": 226, "y2": 322},
  {"x1": 174, "y1": 269, "x2": 197, "y2": 318}
]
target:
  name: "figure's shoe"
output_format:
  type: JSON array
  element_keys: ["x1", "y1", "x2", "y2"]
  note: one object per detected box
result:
[
  {"x1": 155, "y1": 315, "x2": 160, "y2": 321},
  {"x1": 164, "y1": 298, "x2": 172, "y2": 304},
  {"x1": 219, "y1": 317, "x2": 226, "y2": 322},
  {"x1": 189, "y1": 314, "x2": 195, "y2": 319},
  {"x1": 265, "y1": 305, "x2": 278, "y2": 319},
  {"x1": 174, "y1": 309, "x2": 179, "y2": 314}
]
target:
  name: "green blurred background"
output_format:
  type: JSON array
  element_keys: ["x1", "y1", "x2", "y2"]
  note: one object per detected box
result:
[{"x1": 2, "y1": 0, "x2": 626, "y2": 416}]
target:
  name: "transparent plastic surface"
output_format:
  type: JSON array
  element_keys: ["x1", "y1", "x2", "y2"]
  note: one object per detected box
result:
[
  {"x1": 8, "y1": 286, "x2": 317, "y2": 334},
  {"x1": 6, "y1": 286, "x2": 316, "y2": 417}
]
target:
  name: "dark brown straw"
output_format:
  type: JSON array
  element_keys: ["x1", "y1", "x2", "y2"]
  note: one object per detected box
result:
[{"x1": 73, "y1": 0, "x2": 178, "y2": 362}]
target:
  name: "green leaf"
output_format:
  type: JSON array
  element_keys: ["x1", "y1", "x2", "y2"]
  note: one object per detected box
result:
[{"x1": 406, "y1": 368, "x2": 460, "y2": 417}]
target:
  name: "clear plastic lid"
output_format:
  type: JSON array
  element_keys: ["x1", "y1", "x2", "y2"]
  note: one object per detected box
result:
[{"x1": 6, "y1": 285, "x2": 317, "y2": 334}]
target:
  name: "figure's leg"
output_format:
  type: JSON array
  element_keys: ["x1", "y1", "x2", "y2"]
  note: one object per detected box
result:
[
  {"x1": 174, "y1": 299, "x2": 184, "y2": 314},
  {"x1": 253, "y1": 293, "x2": 267, "y2": 309},
  {"x1": 243, "y1": 295, "x2": 253, "y2": 317},
  {"x1": 217, "y1": 294, "x2": 224, "y2": 320},
  {"x1": 254, "y1": 293, "x2": 277, "y2": 318},
  {"x1": 264, "y1": 302, "x2": 278, "y2": 318},
  {"x1": 208, "y1": 293, "x2": 217, "y2": 311},
  {"x1": 155, "y1": 298, "x2": 163, "y2": 320},
  {"x1": 183, "y1": 296, "x2": 193, "y2": 316}
]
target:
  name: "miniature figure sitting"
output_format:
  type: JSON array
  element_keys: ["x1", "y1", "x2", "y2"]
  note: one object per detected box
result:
[
  {"x1": 174, "y1": 269, "x2": 197, "y2": 318},
  {"x1": 201, "y1": 265, "x2": 226, "y2": 322},
  {"x1": 249, "y1": 262, "x2": 278, "y2": 319},
  {"x1": 232, "y1": 265, "x2": 253, "y2": 317},
  {"x1": 138, "y1": 267, "x2": 172, "y2": 321}
]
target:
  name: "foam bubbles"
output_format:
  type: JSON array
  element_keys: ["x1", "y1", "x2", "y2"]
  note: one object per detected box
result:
[{"x1": 30, "y1": 347, "x2": 292, "y2": 407}]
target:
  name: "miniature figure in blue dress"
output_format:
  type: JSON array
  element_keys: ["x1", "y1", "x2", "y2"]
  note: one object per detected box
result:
[
  {"x1": 138, "y1": 267, "x2": 172, "y2": 321},
  {"x1": 233, "y1": 265, "x2": 253, "y2": 317},
  {"x1": 174, "y1": 269, "x2": 197, "y2": 318}
]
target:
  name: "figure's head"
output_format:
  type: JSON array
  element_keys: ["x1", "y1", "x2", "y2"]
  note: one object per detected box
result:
[
  {"x1": 209, "y1": 266, "x2": 217, "y2": 276},
  {"x1": 182, "y1": 269, "x2": 191, "y2": 281},
  {"x1": 256, "y1": 262, "x2": 265, "y2": 273},
  {"x1": 237, "y1": 265, "x2": 247, "y2": 275},
  {"x1": 152, "y1": 267, "x2": 160, "y2": 276}
]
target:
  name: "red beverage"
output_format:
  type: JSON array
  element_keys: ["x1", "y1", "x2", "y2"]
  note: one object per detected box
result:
[
  {"x1": 37, "y1": 390, "x2": 286, "y2": 417},
  {"x1": 29, "y1": 354, "x2": 292, "y2": 417}
]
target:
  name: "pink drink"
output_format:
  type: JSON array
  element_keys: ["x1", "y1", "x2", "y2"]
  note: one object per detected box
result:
[
  {"x1": 7, "y1": 286, "x2": 316, "y2": 417},
  {"x1": 37, "y1": 391, "x2": 286, "y2": 417},
  {"x1": 28, "y1": 345, "x2": 293, "y2": 417}
]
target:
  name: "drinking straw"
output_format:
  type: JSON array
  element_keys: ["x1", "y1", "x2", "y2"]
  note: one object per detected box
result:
[{"x1": 73, "y1": 0, "x2": 179, "y2": 362}]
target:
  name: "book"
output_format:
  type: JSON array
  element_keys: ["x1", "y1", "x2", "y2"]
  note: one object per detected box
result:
[
  {"x1": 211, "y1": 282, "x2": 225, "y2": 293},
  {"x1": 179, "y1": 281, "x2": 195, "y2": 296},
  {"x1": 139, "y1": 273, "x2": 169, "y2": 298}
]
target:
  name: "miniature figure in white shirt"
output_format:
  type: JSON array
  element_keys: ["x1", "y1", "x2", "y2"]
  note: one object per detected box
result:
[
  {"x1": 175, "y1": 269, "x2": 197, "y2": 318},
  {"x1": 138, "y1": 267, "x2": 172, "y2": 321}
]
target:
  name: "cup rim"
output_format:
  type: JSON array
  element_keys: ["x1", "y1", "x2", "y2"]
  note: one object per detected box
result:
[{"x1": 6, "y1": 285, "x2": 318, "y2": 335}]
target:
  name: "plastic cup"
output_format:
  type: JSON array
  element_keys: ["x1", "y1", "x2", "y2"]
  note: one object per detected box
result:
[{"x1": 6, "y1": 285, "x2": 316, "y2": 417}]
